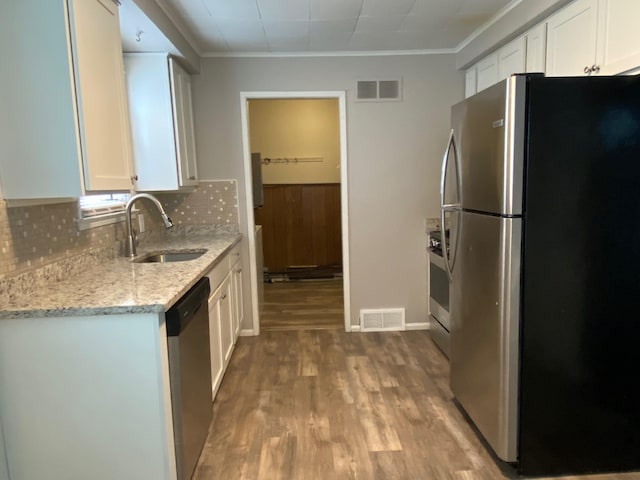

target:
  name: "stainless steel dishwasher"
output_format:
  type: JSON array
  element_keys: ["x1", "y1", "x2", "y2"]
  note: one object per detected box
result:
[{"x1": 166, "y1": 277, "x2": 212, "y2": 480}]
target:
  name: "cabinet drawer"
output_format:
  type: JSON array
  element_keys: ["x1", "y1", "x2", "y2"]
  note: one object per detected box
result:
[
  {"x1": 207, "y1": 259, "x2": 230, "y2": 293},
  {"x1": 228, "y1": 244, "x2": 241, "y2": 266}
]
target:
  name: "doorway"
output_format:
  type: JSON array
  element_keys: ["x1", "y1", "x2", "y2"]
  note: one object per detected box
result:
[{"x1": 240, "y1": 92, "x2": 350, "y2": 335}]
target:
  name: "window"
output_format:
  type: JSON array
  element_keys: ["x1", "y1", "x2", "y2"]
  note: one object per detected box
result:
[{"x1": 77, "y1": 193, "x2": 131, "y2": 230}]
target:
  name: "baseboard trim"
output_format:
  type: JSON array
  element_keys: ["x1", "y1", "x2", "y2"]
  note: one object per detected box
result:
[
  {"x1": 240, "y1": 328, "x2": 256, "y2": 337},
  {"x1": 405, "y1": 322, "x2": 430, "y2": 331},
  {"x1": 350, "y1": 325, "x2": 361, "y2": 332}
]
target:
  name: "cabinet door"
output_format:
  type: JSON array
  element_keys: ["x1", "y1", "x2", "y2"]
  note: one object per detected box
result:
[
  {"x1": 465, "y1": 67, "x2": 477, "y2": 98},
  {"x1": 124, "y1": 53, "x2": 180, "y2": 191},
  {"x1": 545, "y1": 0, "x2": 598, "y2": 76},
  {"x1": 169, "y1": 59, "x2": 198, "y2": 187},
  {"x1": 69, "y1": 0, "x2": 133, "y2": 191},
  {"x1": 218, "y1": 276, "x2": 234, "y2": 366},
  {"x1": 232, "y1": 262, "x2": 244, "y2": 342},
  {"x1": 0, "y1": 418, "x2": 8, "y2": 480},
  {"x1": 498, "y1": 36, "x2": 526, "y2": 81},
  {"x1": 476, "y1": 52, "x2": 499, "y2": 92},
  {"x1": 208, "y1": 289, "x2": 224, "y2": 399},
  {"x1": 596, "y1": 0, "x2": 640, "y2": 75},
  {"x1": 525, "y1": 23, "x2": 547, "y2": 73},
  {"x1": 0, "y1": 0, "x2": 83, "y2": 199}
]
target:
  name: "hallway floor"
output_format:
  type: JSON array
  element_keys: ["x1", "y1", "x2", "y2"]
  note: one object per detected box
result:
[
  {"x1": 192, "y1": 329, "x2": 640, "y2": 480},
  {"x1": 260, "y1": 278, "x2": 344, "y2": 331}
]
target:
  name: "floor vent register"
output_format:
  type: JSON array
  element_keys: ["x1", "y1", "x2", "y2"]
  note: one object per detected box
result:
[{"x1": 359, "y1": 308, "x2": 406, "y2": 332}]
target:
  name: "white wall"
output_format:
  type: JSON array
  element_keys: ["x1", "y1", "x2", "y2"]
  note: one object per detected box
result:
[{"x1": 192, "y1": 54, "x2": 462, "y2": 328}]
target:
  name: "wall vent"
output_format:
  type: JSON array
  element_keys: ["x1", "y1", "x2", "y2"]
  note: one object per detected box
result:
[
  {"x1": 360, "y1": 308, "x2": 406, "y2": 332},
  {"x1": 356, "y1": 79, "x2": 402, "y2": 102}
]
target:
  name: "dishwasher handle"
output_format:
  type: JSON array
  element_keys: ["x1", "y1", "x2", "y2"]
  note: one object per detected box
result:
[{"x1": 166, "y1": 277, "x2": 211, "y2": 337}]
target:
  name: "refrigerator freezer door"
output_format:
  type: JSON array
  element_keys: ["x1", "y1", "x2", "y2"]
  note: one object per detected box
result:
[
  {"x1": 450, "y1": 211, "x2": 521, "y2": 462},
  {"x1": 451, "y1": 75, "x2": 526, "y2": 216}
]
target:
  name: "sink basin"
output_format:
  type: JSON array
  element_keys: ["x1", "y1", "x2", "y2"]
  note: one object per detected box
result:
[{"x1": 133, "y1": 249, "x2": 207, "y2": 263}]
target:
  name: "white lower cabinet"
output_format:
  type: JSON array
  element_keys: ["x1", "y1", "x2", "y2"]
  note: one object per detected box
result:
[
  {"x1": 0, "y1": 312, "x2": 176, "y2": 480},
  {"x1": 205, "y1": 243, "x2": 244, "y2": 400},
  {"x1": 218, "y1": 276, "x2": 234, "y2": 365},
  {"x1": 229, "y1": 246, "x2": 243, "y2": 342},
  {"x1": 232, "y1": 262, "x2": 244, "y2": 342},
  {"x1": 0, "y1": 416, "x2": 8, "y2": 480},
  {"x1": 208, "y1": 284, "x2": 224, "y2": 399}
]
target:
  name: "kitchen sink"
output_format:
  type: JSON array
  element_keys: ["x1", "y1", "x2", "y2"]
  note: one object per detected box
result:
[{"x1": 133, "y1": 249, "x2": 208, "y2": 263}]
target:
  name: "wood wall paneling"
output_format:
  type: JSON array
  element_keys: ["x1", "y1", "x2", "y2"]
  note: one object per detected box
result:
[{"x1": 254, "y1": 184, "x2": 342, "y2": 273}]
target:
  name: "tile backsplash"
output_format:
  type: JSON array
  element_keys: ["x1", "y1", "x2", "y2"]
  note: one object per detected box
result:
[
  {"x1": 156, "y1": 180, "x2": 238, "y2": 227},
  {"x1": 0, "y1": 181, "x2": 238, "y2": 280}
]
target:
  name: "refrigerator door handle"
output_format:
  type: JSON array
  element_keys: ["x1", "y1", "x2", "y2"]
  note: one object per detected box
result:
[{"x1": 440, "y1": 129, "x2": 459, "y2": 281}]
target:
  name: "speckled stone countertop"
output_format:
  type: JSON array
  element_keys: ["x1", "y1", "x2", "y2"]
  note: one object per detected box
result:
[{"x1": 0, "y1": 230, "x2": 240, "y2": 319}]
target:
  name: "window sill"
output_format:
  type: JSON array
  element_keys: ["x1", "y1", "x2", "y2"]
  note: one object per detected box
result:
[{"x1": 77, "y1": 211, "x2": 136, "y2": 231}]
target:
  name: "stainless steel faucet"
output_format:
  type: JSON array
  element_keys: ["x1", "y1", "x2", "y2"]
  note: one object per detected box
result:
[{"x1": 125, "y1": 193, "x2": 174, "y2": 257}]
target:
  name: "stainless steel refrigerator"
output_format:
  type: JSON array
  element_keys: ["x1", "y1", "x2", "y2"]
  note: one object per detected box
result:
[{"x1": 440, "y1": 73, "x2": 640, "y2": 476}]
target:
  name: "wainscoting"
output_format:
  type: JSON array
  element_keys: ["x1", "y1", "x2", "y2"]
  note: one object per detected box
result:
[{"x1": 254, "y1": 183, "x2": 341, "y2": 274}]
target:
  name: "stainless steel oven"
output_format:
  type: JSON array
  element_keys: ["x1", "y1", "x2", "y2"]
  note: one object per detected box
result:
[{"x1": 428, "y1": 230, "x2": 450, "y2": 357}]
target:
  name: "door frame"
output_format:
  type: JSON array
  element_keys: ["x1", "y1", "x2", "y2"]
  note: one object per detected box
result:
[{"x1": 240, "y1": 91, "x2": 351, "y2": 334}]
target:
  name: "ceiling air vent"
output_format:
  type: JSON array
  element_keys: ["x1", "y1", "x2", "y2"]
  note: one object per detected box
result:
[{"x1": 356, "y1": 79, "x2": 402, "y2": 102}]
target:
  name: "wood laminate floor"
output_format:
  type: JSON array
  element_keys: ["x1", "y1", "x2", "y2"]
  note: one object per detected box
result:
[
  {"x1": 260, "y1": 279, "x2": 344, "y2": 331},
  {"x1": 193, "y1": 330, "x2": 640, "y2": 480}
]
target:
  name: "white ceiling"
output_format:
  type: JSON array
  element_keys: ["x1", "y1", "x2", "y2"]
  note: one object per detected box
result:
[{"x1": 121, "y1": 0, "x2": 516, "y2": 56}]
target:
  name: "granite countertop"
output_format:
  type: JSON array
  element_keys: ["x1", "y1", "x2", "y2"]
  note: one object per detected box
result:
[{"x1": 0, "y1": 230, "x2": 241, "y2": 319}]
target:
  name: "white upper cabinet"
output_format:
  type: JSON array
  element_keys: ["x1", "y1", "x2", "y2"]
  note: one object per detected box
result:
[
  {"x1": 525, "y1": 23, "x2": 547, "y2": 73},
  {"x1": 0, "y1": 0, "x2": 133, "y2": 200},
  {"x1": 460, "y1": 0, "x2": 640, "y2": 97},
  {"x1": 465, "y1": 37, "x2": 525, "y2": 97},
  {"x1": 171, "y1": 61, "x2": 199, "y2": 187},
  {"x1": 476, "y1": 52, "x2": 499, "y2": 93},
  {"x1": 124, "y1": 54, "x2": 198, "y2": 191},
  {"x1": 498, "y1": 36, "x2": 526, "y2": 81},
  {"x1": 545, "y1": 0, "x2": 598, "y2": 76},
  {"x1": 595, "y1": 0, "x2": 640, "y2": 75},
  {"x1": 70, "y1": 0, "x2": 133, "y2": 191},
  {"x1": 465, "y1": 67, "x2": 477, "y2": 98}
]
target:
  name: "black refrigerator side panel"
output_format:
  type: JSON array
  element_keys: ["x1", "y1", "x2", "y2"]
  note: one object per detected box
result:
[{"x1": 518, "y1": 75, "x2": 640, "y2": 476}]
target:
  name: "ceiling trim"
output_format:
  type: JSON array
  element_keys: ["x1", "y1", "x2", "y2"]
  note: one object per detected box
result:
[
  {"x1": 136, "y1": 0, "x2": 521, "y2": 62},
  {"x1": 201, "y1": 48, "x2": 457, "y2": 58},
  {"x1": 454, "y1": 0, "x2": 523, "y2": 53},
  {"x1": 150, "y1": 0, "x2": 204, "y2": 56}
]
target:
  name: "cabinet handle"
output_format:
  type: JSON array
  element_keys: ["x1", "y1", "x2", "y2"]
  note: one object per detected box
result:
[
  {"x1": 222, "y1": 294, "x2": 227, "y2": 300},
  {"x1": 131, "y1": 175, "x2": 139, "y2": 182},
  {"x1": 591, "y1": 64, "x2": 600, "y2": 74},
  {"x1": 189, "y1": 176, "x2": 196, "y2": 180},
  {"x1": 584, "y1": 66, "x2": 592, "y2": 74}
]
